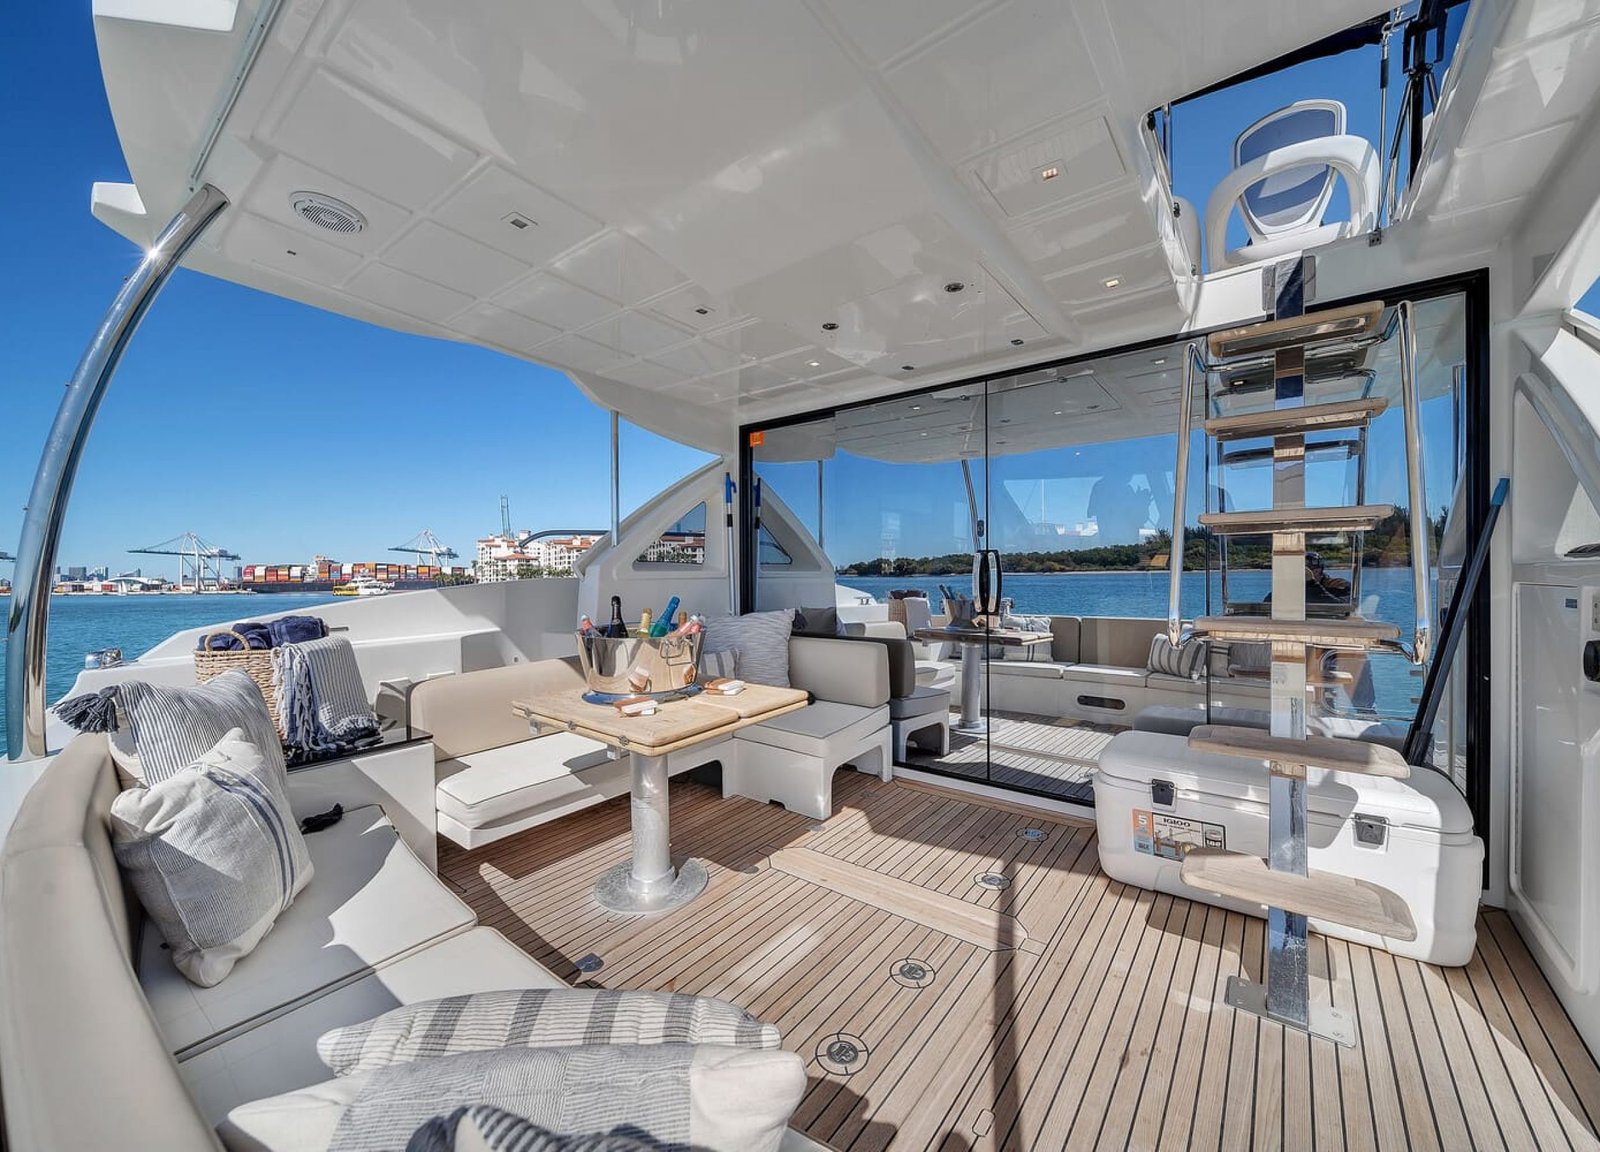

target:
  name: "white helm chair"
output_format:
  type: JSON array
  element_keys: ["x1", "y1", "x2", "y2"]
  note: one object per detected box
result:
[{"x1": 1204, "y1": 99, "x2": 1380, "y2": 270}]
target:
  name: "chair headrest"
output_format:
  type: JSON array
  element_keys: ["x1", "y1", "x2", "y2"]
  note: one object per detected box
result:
[{"x1": 1234, "y1": 99, "x2": 1345, "y2": 240}]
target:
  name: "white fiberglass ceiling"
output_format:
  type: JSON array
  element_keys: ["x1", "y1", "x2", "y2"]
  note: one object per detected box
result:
[{"x1": 87, "y1": 0, "x2": 1600, "y2": 450}]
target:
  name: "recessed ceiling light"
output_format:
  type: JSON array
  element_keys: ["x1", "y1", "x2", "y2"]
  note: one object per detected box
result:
[
  {"x1": 944, "y1": 281, "x2": 965, "y2": 294},
  {"x1": 1010, "y1": 338, "x2": 1025, "y2": 346},
  {"x1": 1103, "y1": 277, "x2": 1121, "y2": 289},
  {"x1": 694, "y1": 306, "x2": 711, "y2": 316},
  {"x1": 1039, "y1": 165, "x2": 1060, "y2": 181},
  {"x1": 1054, "y1": 410, "x2": 1063, "y2": 416},
  {"x1": 902, "y1": 365, "x2": 916, "y2": 371},
  {"x1": 822, "y1": 322, "x2": 839, "y2": 331},
  {"x1": 910, "y1": 405, "x2": 922, "y2": 411},
  {"x1": 920, "y1": 432, "x2": 929, "y2": 437},
  {"x1": 806, "y1": 360, "x2": 820, "y2": 368},
  {"x1": 1151, "y1": 356, "x2": 1167, "y2": 365}
]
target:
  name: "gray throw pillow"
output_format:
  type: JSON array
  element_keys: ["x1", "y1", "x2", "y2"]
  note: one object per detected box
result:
[
  {"x1": 1147, "y1": 635, "x2": 1207, "y2": 680},
  {"x1": 222, "y1": 1045, "x2": 806, "y2": 1152},
  {"x1": 318, "y1": 989, "x2": 780, "y2": 1076},
  {"x1": 791, "y1": 606, "x2": 842, "y2": 637},
  {"x1": 698, "y1": 649, "x2": 741, "y2": 681},
  {"x1": 408, "y1": 1105, "x2": 662, "y2": 1151},
  {"x1": 109, "y1": 729, "x2": 313, "y2": 986},
  {"x1": 701, "y1": 611, "x2": 793, "y2": 687},
  {"x1": 118, "y1": 670, "x2": 286, "y2": 786}
]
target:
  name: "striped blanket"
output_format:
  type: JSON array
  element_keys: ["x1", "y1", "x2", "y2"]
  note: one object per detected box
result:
[{"x1": 273, "y1": 636, "x2": 379, "y2": 764}]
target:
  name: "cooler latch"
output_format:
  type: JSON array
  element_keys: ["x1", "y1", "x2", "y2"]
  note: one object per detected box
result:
[
  {"x1": 1151, "y1": 779, "x2": 1175, "y2": 807},
  {"x1": 1353, "y1": 813, "x2": 1388, "y2": 848}
]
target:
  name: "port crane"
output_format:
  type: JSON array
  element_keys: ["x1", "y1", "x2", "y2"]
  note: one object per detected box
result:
[
  {"x1": 390, "y1": 529, "x2": 458, "y2": 569},
  {"x1": 128, "y1": 532, "x2": 239, "y2": 591}
]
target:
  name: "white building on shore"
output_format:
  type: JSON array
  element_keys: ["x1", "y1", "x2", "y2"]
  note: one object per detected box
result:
[{"x1": 474, "y1": 532, "x2": 603, "y2": 582}]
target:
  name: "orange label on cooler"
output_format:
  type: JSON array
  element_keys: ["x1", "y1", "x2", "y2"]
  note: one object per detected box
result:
[{"x1": 748, "y1": 430, "x2": 765, "y2": 447}]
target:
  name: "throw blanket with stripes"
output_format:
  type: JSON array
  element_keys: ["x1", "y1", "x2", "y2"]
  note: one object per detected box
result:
[{"x1": 273, "y1": 636, "x2": 379, "y2": 764}]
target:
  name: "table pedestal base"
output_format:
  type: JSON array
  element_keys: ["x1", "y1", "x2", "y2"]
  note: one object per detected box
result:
[
  {"x1": 594, "y1": 857, "x2": 708, "y2": 913},
  {"x1": 593, "y1": 749, "x2": 708, "y2": 913}
]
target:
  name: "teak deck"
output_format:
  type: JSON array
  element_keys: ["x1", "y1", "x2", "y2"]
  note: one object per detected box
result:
[{"x1": 441, "y1": 771, "x2": 1600, "y2": 1152}]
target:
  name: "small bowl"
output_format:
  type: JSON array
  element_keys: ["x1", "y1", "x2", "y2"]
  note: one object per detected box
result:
[{"x1": 574, "y1": 631, "x2": 704, "y2": 698}]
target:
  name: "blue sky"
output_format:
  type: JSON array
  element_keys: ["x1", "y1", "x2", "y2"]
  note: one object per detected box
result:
[
  {"x1": 3, "y1": 6, "x2": 1598, "y2": 577},
  {"x1": 0, "y1": 6, "x2": 712, "y2": 577}
]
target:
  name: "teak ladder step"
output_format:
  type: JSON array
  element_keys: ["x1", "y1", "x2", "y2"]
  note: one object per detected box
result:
[
  {"x1": 1199, "y1": 504, "x2": 1394, "y2": 535},
  {"x1": 1188, "y1": 724, "x2": 1411, "y2": 779},
  {"x1": 1180, "y1": 848, "x2": 1418, "y2": 940},
  {"x1": 1194, "y1": 615, "x2": 1401, "y2": 647},
  {"x1": 1204, "y1": 398, "x2": 1388, "y2": 441},
  {"x1": 1208, "y1": 300, "x2": 1386, "y2": 360}
]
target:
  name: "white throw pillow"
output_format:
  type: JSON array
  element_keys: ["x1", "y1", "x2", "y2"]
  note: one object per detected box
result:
[
  {"x1": 221, "y1": 1045, "x2": 806, "y2": 1152},
  {"x1": 109, "y1": 729, "x2": 313, "y2": 986},
  {"x1": 317, "y1": 988, "x2": 780, "y2": 1076}
]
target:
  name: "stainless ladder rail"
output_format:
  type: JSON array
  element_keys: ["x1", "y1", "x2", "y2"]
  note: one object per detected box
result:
[{"x1": 1169, "y1": 286, "x2": 1429, "y2": 1048}]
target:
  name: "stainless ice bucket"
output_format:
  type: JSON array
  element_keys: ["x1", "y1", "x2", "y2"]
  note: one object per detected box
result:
[{"x1": 574, "y1": 632, "x2": 704, "y2": 697}]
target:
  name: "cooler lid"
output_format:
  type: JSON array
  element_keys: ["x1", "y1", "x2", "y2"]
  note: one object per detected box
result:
[{"x1": 1095, "y1": 731, "x2": 1475, "y2": 837}]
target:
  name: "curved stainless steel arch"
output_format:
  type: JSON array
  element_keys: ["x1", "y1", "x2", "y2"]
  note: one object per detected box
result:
[{"x1": 5, "y1": 185, "x2": 229, "y2": 760}]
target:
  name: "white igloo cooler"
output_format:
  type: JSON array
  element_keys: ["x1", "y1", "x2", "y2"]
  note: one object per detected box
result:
[{"x1": 1093, "y1": 730, "x2": 1483, "y2": 966}]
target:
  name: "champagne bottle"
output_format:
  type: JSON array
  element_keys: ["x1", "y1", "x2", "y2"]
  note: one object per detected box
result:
[
  {"x1": 649, "y1": 596, "x2": 680, "y2": 637},
  {"x1": 638, "y1": 608, "x2": 653, "y2": 635},
  {"x1": 578, "y1": 615, "x2": 596, "y2": 635},
  {"x1": 605, "y1": 595, "x2": 628, "y2": 639}
]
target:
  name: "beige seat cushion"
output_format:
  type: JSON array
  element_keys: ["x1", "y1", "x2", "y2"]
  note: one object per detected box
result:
[
  {"x1": 434, "y1": 733, "x2": 616, "y2": 829},
  {"x1": 889, "y1": 686, "x2": 950, "y2": 721},
  {"x1": 140, "y1": 806, "x2": 476, "y2": 1055},
  {"x1": 1057, "y1": 664, "x2": 1149, "y2": 687},
  {"x1": 737, "y1": 702, "x2": 888, "y2": 759},
  {"x1": 988, "y1": 661, "x2": 1067, "y2": 680},
  {"x1": 177, "y1": 927, "x2": 565, "y2": 1127}
]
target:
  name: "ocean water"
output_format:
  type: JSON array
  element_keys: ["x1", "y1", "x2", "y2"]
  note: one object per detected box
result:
[
  {"x1": 0, "y1": 592, "x2": 338, "y2": 753},
  {"x1": 840, "y1": 567, "x2": 1427, "y2": 720}
]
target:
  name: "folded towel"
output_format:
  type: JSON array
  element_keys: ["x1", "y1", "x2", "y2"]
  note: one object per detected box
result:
[
  {"x1": 269, "y1": 615, "x2": 327, "y2": 647},
  {"x1": 273, "y1": 636, "x2": 379, "y2": 764},
  {"x1": 201, "y1": 621, "x2": 273, "y2": 651}
]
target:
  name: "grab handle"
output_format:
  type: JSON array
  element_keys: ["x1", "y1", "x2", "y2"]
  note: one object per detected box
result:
[
  {"x1": 1167, "y1": 343, "x2": 1201, "y2": 647},
  {"x1": 1396, "y1": 300, "x2": 1432, "y2": 665}
]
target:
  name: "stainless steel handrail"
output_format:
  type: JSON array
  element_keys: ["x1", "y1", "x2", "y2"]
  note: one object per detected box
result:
[
  {"x1": 1167, "y1": 342, "x2": 1202, "y2": 646},
  {"x1": 1396, "y1": 299, "x2": 1432, "y2": 665},
  {"x1": 5, "y1": 185, "x2": 228, "y2": 760}
]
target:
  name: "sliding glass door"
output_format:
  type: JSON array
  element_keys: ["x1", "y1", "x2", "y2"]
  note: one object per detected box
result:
[{"x1": 745, "y1": 280, "x2": 1483, "y2": 810}]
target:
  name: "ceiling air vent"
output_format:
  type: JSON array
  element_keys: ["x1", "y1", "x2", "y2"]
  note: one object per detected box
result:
[{"x1": 289, "y1": 192, "x2": 366, "y2": 235}]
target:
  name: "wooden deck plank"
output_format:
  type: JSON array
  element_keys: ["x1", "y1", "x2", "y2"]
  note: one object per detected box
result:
[{"x1": 439, "y1": 773, "x2": 1600, "y2": 1152}]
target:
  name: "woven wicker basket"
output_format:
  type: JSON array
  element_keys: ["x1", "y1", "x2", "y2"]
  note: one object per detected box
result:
[{"x1": 194, "y1": 630, "x2": 283, "y2": 734}]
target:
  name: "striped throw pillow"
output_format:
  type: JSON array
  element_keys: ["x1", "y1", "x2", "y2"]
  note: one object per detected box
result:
[
  {"x1": 109, "y1": 730, "x2": 312, "y2": 986},
  {"x1": 226, "y1": 1046, "x2": 806, "y2": 1152},
  {"x1": 117, "y1": 670, "x2": 285, "y2": 786},
  {"x1": 1146, "y1": 635, "x2": 1207, "y2": 680},
  {"x1": 409, "y1": 1106, "x2": 660, "y2": 1152},
  {"x1": 317, "y1": 989, "x2": 780, "y2": 1077},
  {"x1": 701, "y1": 611, "x2": 794, "y2": 687}
]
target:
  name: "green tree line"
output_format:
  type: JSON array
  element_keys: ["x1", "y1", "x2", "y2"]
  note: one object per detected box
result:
[{"x1": 837, "y1": 509, "x2": 1445, "y2": 576}]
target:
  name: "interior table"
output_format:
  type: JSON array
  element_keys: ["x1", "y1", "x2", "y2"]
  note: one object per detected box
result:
[
  {"x1": 512, "y1": 683, "x2": 807, "y2": 913},
  {"x1": 913, "y1": 627, "x2": 1054, "y2": 735}
]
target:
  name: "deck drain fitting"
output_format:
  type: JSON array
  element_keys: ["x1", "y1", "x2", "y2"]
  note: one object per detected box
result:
[
  {"x1": 891, "y1": 958, "x2": 937, "y2": 989},
  {"x1": 574, "y1": 953, "x2": 605, "y2": 974},
  {"x1": 815, "y1": 1032, "x2": 870, "y2": 1076},
  {"x1": 975, "y1": 872, "x2": 1012, "y2": 891},
  {"x1": 1018, "y1": 828, "x2": 1048, "y2": 842}
]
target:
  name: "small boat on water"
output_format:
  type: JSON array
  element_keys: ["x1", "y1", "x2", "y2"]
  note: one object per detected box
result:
[{"x1": 332, "y1": 575, "x2": 393, "y2": 597}]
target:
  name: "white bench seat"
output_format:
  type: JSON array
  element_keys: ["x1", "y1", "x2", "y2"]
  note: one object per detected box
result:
[
  {"x1": 436, "y1": 733, "x2": 616, "y2": 835},
  {"x1": 989, "y1": 661, "x2": 1068, "y2": 680},
  {"x1": 139, "y1": 805, "x2": 477, "y2": 1056},
  {"x1": 179, "y1": 926, "x2": 566, "y2": 1126},
  {"x1": 738, "y1": 702, "x2": 888, "y2": 759}
]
